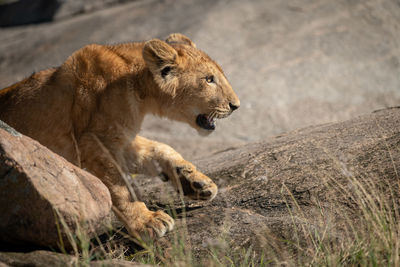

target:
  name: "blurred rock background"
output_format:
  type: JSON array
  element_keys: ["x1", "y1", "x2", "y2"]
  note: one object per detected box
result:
[{"x1": 0, "y1": 0, "x2": 399, "y2": 160}]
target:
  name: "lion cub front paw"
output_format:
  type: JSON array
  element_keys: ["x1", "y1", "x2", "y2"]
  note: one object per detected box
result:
[
  {"x1": 127, "y1": 208, "x2": 174, "y2": 239},
  {"x1": 175, "y1": 166, "x2": 218, "y2": 201}
]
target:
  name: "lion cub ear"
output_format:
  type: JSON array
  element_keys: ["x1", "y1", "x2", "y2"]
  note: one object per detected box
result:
[
  {"x1": 143, "y1": 39, "x2": 179, "y2": 97},
  {"x1": 165, "y1": 33, "x2": 196, "y2": 48}
]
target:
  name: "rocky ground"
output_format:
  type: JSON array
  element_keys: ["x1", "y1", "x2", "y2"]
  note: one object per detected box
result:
[{"x1": 0, "y1": 0, "x2": 400, "y2": 266}]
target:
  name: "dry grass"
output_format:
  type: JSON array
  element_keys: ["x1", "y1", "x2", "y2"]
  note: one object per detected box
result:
[{"x1": 57, "y1": 170, "x2": 400, "y2": 267}]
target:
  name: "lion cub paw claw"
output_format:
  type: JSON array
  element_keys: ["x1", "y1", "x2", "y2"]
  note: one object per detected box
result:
[
  {"x1": 129, "y1": 210, "x2": 174, "y2": 239},
  {"x1": 176, "y1": 166, "x2": 218, "y2": 201},
  {"x1": 149, "y1": 210, "x2": 174, "y2": 237}
]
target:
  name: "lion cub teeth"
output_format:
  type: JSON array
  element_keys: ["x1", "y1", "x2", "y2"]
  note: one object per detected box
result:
[{"x1": 207, "y1": 116, "x2": 216, "y2": 127}]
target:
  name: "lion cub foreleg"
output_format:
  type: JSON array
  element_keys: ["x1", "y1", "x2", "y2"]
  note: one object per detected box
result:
[
  {"x1": 78, "y1": 134, "x2": 174, "y2": 239},
  {"x1": 129, "y1": 136, "x2": 218, "y2": 201}
]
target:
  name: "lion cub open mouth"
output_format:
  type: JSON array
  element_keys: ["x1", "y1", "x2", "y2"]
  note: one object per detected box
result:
[{"x1": 196, "y1": 114, "x2": 217, "y2": 131}]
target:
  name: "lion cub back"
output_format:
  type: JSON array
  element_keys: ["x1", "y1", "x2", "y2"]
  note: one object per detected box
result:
[{"x1": 0, "y1": 68, "x2": 77, "y2": 159}]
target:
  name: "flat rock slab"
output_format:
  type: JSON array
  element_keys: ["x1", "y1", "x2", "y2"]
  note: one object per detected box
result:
[
  {"x1": 0, "y1": 122, "x2": 112, "y2": 248},
  {"x1": 139, "y1": 107, "x2": 400, "y2": 259}
]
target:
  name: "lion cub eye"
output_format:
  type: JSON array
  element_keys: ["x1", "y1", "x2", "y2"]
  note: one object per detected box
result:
[{"x1": 205, "y1": 75, "x2": 215, "y2": 84}]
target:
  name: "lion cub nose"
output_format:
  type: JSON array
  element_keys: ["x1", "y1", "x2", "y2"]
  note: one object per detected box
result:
[{"x1": 229, "y1": 102, "x2": 240, "y2": 111}]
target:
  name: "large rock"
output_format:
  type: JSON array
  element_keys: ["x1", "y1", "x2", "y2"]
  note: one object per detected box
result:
[
  {"x1": 0, "y1": 121, "x2": 112, "y2": 249},
  {"x1": 138, "y1": 107, "x2": 400, "y2": 260}
]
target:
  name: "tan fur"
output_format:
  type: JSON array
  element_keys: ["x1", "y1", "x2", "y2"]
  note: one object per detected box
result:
[{"x1": 0, "y1": 33, "x2": 240, "y2": 239}]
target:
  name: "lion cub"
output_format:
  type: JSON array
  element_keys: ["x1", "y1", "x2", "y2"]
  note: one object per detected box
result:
[{"x1": 0, "y1": 33, "x2": 240, "y2": 239}]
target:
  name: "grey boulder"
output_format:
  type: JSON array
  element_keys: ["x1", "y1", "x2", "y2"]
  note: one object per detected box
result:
[{"x1": 0, "y1": 121, "x2": 112, "y2": 249}]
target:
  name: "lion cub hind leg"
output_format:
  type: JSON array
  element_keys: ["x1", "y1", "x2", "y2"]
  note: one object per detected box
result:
[
  {"x1": 79, "y1": 134, "x2": 174, "y2": 239},
  {"x1": 131, "y1": 136, "x2": 218, "y2": 201}
]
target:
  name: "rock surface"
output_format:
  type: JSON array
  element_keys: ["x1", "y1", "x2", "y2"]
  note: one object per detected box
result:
[
  {"x1": 0, "y1": 0, "x2": 399, "y2": 160},
  {"x1": 0, "y1": 122, "x2": 112, "y2": 249},
  {"x1": 137, "y1": 107, "x2": 400, "y2": 259}
]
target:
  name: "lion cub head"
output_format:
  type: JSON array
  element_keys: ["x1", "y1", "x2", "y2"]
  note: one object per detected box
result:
[{"x1": 143, "y1": 33, "x2": 240, "y2": 135}]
